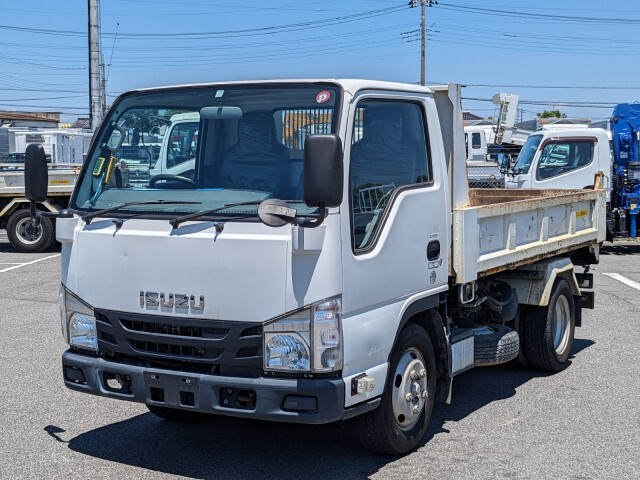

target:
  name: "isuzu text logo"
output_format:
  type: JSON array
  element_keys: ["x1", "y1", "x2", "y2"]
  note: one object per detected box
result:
[{"x1": 139, "y1": 291, "x2": 205, "y2": 312}]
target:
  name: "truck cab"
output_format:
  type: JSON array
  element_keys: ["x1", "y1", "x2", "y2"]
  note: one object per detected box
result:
[
  {"x1": 149, "y1": 112, "x2": 199, "y2": 180},
  {"x1": 505, "y1": 127, "x2": 611, "y2": 190}
]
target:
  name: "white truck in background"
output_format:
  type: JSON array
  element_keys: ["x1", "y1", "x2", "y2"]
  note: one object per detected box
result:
[
  {"x1": 24, "y1": 80, "x2": 605, "y2": 455},
  {"x1": 505, "y1": 127, "x2": 611, "y2": 191},
  {"x1": 0, "y1": 165, "x2": 80, "y2": 252},
  {"x1": 149, "y1": 112, "x2": 199, "y2": 181},
  {"x1": 0, "y1": 128, "x2": 92, "y2": 252}
]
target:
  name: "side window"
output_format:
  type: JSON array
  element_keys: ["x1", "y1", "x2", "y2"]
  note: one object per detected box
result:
[
  {"x1": 472, "y1": 132, "x2": 482, "y2": 149},
  {"x1": 167, "y1": 123, "x2": 198, "y2": 168},
  {"x1": 537, "y1": 140, "x2": 594, "y2": 180},
  {"x1": 279, "y1": 108, "x2": 334, "y2": 199},
  {"x1": 350, "y1": 100, "x2": 430, "y2": 250}
]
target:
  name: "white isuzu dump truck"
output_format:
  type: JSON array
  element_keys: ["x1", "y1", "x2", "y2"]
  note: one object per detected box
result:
[{"x1": 24, "y1": 80, "x2": 605, "y2": 455}]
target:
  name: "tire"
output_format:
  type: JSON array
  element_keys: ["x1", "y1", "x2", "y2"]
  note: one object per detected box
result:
[
  {"x1": 474, "y1": 323, "x2": 520, "y2": 366},
  {"x1": 355, "y1": 323, "x2": 437, "y2": 455},
  {"x1": 146, "y1": 404, "x2": 203, "y2": 422},
  {"x1": 507, "y1": 309, "x2": 530, "y2": 368},
  {"x1": 522, "y1": 278, "x2": 575, "y2": 372},
  {"x1": 6, "y1": 209, "x2": 55, "y2": 253}
]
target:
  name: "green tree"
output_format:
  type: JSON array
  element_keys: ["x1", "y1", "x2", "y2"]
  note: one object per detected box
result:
[{"x1": 537, "y1": 110, "x2": 567, "y2": 118}]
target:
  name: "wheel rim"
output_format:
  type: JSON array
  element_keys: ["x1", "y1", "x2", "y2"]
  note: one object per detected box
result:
[
  {"x1": 391, "y1": 347, "x2": 428, "y2": 431},
  {"x1": 15, "y1": 217, "x2": 42, "y2": 245},
  {"x1": 552, "y1": 294, "x2": 571, "y2": 355}
]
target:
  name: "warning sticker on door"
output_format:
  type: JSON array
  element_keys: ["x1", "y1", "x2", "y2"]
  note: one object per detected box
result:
[{"x1": 576, "y1": 209, "x2": 588, "y2": 218}]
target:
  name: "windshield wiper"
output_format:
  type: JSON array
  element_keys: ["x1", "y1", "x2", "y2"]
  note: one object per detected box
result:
[
  {"x1": 82, "y1": 200, "x2": 202, "y2": 224},
  {"x1": 169, "y1": 200, "x2": 266, "y2": 229}
]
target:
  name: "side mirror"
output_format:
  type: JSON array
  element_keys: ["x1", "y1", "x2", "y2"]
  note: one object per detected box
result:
[
  {"x1": 303, "y1": 134, "x2": 343, "y2": 208},
  {"x1": 131, "y1": 128, "x2": 140, "y2": 146},
  {"x1": 25, "y1": 143, "x2": 48, "y2": 203}
]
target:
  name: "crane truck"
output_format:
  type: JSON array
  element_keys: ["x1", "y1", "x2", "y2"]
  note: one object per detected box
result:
[
  {"x1": 23, "y1": 80, "x2": 605, "y2": 455},
  {"x1": 505, "y1": 103, "x2": 640, "y2": 240}
]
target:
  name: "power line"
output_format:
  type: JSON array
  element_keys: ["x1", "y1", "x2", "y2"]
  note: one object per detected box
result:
[
  {"x1": 464, "y1": 84, "x2": 640, "y2": 90},
  {"x1": 438, "y1": 2, "x2": 640, "y2": 25},
  {"x1": 0, "y1": 4, "x2": 409, "y2": 40},
  {"x1": 463, "y1": 97, "x2": 618, "y2": 109},
  {"x1": 0, "y1": 95, "x2": 82, "y2": 102}
]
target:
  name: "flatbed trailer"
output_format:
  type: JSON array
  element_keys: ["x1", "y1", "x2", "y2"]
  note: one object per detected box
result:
[{"x1": 0, "y1": 164, "x2": 79, "y2": 251}]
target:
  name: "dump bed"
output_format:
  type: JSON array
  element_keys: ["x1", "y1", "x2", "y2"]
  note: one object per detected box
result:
[
  {"x1": 0, "y1": 164, "x2": 79, "y2": 197},
  {"x1": 452, "y1": 187, "x2": 606, "y2": 284},
  {"x1": 430, "y1": 84, "x2": 606, "y2": 285}
]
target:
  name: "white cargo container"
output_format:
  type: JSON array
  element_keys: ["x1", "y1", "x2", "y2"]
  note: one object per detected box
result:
[{"x1": 12, "y1": 129, "x2": 92, "y2": 164}]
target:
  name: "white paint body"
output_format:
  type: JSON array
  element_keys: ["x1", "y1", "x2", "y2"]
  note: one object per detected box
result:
[{"x1": 57, "y1": 80, "x2": 606, "y2": 413}]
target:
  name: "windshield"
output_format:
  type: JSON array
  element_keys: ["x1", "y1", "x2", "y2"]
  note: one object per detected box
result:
[
  {"x1": 512, "y1": 134, "x2": 543, "y2": 174},
  {"x1": 71, "y1": 84, "x2": 341, "y2": 217}
]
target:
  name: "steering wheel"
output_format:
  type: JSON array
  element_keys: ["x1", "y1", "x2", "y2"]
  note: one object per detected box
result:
[{"x1": 149, "y1": 174, "x2": 195, "y2": 188}]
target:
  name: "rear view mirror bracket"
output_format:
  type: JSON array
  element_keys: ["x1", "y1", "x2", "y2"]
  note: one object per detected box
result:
[{"x1": 257, "y1": 199, "x2": 327, "y2": 229}]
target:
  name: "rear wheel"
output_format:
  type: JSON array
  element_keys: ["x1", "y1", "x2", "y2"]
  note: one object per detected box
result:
[
  {"x1": 522, "y1": 278, "x2": 575, "y2": 371},
  {"x1": 355, "y1": 323, "x2": 436, "y2": 455},
  {"x1": 6, "y1": 209, "x2": 54, "y2": 253}
]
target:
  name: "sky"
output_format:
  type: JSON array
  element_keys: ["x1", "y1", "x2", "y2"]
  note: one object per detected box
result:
[{"x1": 2, "y1": 0, "x2": 640, "y2": 123}]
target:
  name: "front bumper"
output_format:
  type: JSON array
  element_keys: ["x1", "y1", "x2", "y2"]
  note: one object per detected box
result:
[{"x1": 62, "y1": 350, "x2": 346, "y2": 424}]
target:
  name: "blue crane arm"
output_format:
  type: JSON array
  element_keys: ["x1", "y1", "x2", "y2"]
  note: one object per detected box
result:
[
  {"x1": 610, "y1": 103, "x2": 640, "y2": 237},
  {"x1": 611, "y1": 103, "x2": 640, "y2": 168}
]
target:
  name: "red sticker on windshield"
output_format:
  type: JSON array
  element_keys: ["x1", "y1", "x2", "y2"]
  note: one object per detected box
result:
[{"x1": 316, "y1": 91, "x2": 331, "y2": 104}]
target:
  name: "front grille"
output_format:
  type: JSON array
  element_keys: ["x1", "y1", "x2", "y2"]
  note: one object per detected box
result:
[
  {"x1": 120, "y1": 319, "x2": 228, "y2": 339},
  {"x1": 95, "y1": 310, "x2": 262, "y2": 376}
]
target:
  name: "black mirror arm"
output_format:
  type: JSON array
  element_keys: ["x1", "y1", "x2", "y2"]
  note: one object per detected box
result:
[
  {"x1": 29, "y1": 202, "x2": 40, "y2": 227},
  {"x1": 29, "y1": 205, "x2": 60, "y2": 226},
  {"x1": 38, "y1": 211, "x2": 60, "y2": 218},
  {"x1": 294, "y1": 203, "x2": 327, "y2": 228}
]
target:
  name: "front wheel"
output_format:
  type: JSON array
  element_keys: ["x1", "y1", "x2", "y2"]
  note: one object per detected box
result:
[
  {"x1": 522, "y1": 278, "x2": 575, "y2": 371},
  {"x1": 355, "y1": 323, "x2": 437, "y2": 455},
  {"x1": 6, "y1": 209, "x2": 55, "y2": 252}
]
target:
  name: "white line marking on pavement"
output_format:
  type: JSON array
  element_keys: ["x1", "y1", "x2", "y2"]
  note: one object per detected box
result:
[
  {"x1": 603, "y1": 272, "x2": 640, "y2": 292},
  {"x1": 0, "y1": 254, "x2": 61, "y2": 273}
]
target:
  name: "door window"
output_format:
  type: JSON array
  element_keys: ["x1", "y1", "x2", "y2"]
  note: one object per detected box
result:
[
  {"x1": 536, "y1": 139, "x2": 594, "y2": 180},
  {"x1": 350, "y1": 100, "x2": 431, "y2": 250},
  {"x1": 167, "y1": 123, "x2": 199, "y2": 168},
  {"x1": 472, "y1": 132, "x2": 482, "y2": 149}
]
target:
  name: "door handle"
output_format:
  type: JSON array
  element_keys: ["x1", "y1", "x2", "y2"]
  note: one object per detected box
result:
[{"x1": 427, "y1": 240, "x2": 440, "y2": 261}]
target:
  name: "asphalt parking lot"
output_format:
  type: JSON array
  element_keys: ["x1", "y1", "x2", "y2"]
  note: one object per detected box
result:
[{"x1": 0, "y1": 233, "x2": 638, "y2": 480}]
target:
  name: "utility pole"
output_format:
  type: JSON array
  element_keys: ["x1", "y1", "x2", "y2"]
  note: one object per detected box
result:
[
  {"x1": 411, "y1": 1, "x2": 437, "y2": 86},
  {"x1": 88, "y1": 0, "x2": 104, "y2": 129},
  {"x1": 420, "y1": 1, "x2": 425, "y2": 86}
]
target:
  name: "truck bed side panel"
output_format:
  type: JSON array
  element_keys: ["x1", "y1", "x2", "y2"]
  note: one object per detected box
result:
[{"x1": 453, "y1": 188, "x2": 606, "y2": 284}]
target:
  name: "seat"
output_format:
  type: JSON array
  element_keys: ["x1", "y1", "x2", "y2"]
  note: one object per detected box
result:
[
  {"x1": 350, "y1": 104, "x2": 424, "y2": 247},
  {"x1": 218, "y1": 111, "x2": 289, "y2": 195},
  {"x1": 350, "y1": 105, "x2": 421, "y2": 210}
]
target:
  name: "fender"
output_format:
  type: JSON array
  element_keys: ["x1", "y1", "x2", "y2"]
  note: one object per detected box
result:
[
  {"x1": 390, "y1": 292, "x2": 451, "y2": 403},
  {"x1": 494, "y1": 257, "x2": 580, "y2": 307}
]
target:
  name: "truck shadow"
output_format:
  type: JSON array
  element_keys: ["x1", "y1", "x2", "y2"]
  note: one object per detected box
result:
[
  {"x1": 0, "y1": 235, "x2": 61, "y2": 253},
  {"x1": 601, "y1": 241, "x2": 640, "y2": 256},
  {"x1": 65, "y1": 339, "x2": 594, "y2": 479}
]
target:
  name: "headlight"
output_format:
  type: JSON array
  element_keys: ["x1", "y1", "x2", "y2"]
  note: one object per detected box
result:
[
  {"x1": 264, "y1": 296, "x2": 342, "y2": 374},
  {"x1": 61, "y1": 286, "x2": 98, "y2": 352}
]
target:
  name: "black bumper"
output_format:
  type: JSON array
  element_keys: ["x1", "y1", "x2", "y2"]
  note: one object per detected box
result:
[{"x1": 62, "y1": 350, "x2": 346, "y2": 424}]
